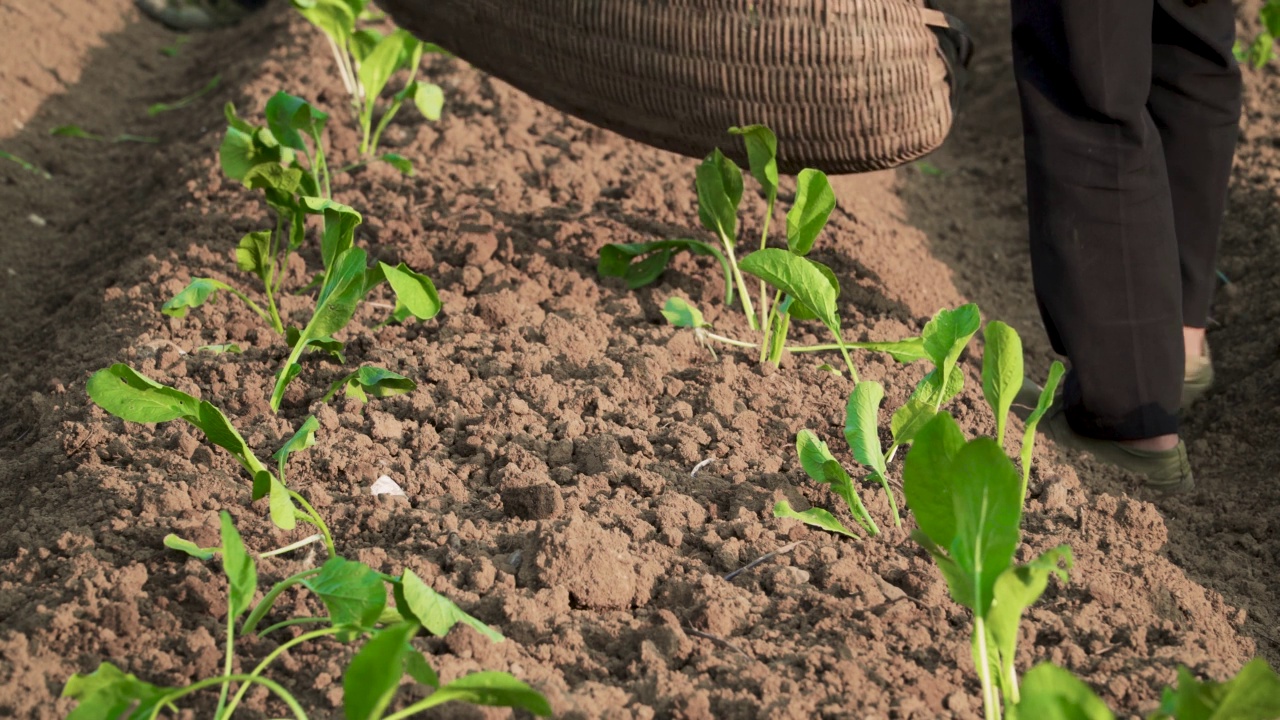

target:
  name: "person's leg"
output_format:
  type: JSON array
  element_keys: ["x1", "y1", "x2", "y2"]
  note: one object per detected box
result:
[
  {"x1": 1012, "y1": 0, "x2": 1184, "y2": 444},
  {"x1": 1150, "y1": 0, "x2": 1243, "y2": 400},
  {"x1": 136, "y1": 0, "x2": 268, "y2": 31}
]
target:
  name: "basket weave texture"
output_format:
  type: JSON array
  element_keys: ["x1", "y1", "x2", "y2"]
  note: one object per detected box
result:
[{"x1": 378, "y1": 0, "x2": 955, "y2": 174}]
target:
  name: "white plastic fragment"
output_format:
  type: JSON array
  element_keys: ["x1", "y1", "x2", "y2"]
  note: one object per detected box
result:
[
  {"x1": 691, "y1": 458, "x2": 715, "y2": 477},
  {"x1": 371, "y1": 475, "x2": 406, "y2": 496},
  {"x1": 28, "y1": 213, "x2": 46, "y2": 226}
]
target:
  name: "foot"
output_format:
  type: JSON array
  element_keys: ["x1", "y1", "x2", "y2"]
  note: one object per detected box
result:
[
  {"x1": 1039, "y1": 402, "x2": 1194, "y2": 493},
  {"x1": 135, "y1": 0, "x2": 265, "y2": 30}
]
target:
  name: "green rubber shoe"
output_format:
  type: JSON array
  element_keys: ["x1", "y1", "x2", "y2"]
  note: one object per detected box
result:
[
  {"x1": 135, "y1": 0, "x2": 265, "y2": 30},
  {"x1": 1040, "y1": 400, "x2": 1194, "y2": 493}
]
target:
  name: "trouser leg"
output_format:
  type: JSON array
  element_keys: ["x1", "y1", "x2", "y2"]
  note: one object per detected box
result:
[
  {"x1": 1150, "y1": 0, "x2": 1243, "y2": 329},
  {"x1": 1012, "y1": 0, "x2": 1183, "y2": 441}
]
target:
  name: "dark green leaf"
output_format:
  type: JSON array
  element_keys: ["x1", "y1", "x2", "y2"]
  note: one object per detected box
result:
[
  {"x1": 235, "y1": 230, "x2": 274, "y2": 285},
  {"x1": 244, "y1": 163, "x2": 304, "y2": 196},
  {"x1": 728, "y1": 124, "x2": 778, "y2": 201},
  {"x1": 695, "y1": 148, "x2": 743, "y2": 243},
  {"x1": 191, "y1": 400, "x2": 264, "y2": 476},
  {"x1": 163, "y1": 534, "x2": 217, "y2": 560},
  {"x1": 265, "y1": 91, "x2": 328, "y2": 152},
  {"x1": 786, "y1": 169, "x2": 835, "y2": 256},
  {"x1": 50, "y1": 125, "x2": 104, "y2": 141},
  {"x1": 326, "y1": 367, "x2": 417, "y2": 404},
  {"x1": 739, "y1": 249, "x2": 840, "y2": 335},
  {"x1": 661, "y1": 297, "x2": 707, "y2": 329},
  {"x1": 1014, "y1": 663, "x2": 1116, "y2": 720},
  {"x1": 304, "y1": 557, "x2": 388, "y2": 630},
  {"x1": 396, "y1": 569, "x2": 504, "y2": 642},
  {"x1": 784, "y1": 260, "x2": 840, "y2": 322},
  {"x1": 844, "y1": 381, "x2": 887, "y2": 477},
  {"x1": 773, "y1": 499, "x2": 857, "y2": 538},
  {"x1": 86, "y1": 364, "x2": 200, "y2": 424},
  {"x1": 273, "y1": 415, "x2": 320, "y2": 480},
  {"x1": 219, "y1": 511, "x2": 257, "y2": 620},
  {"x1": 380, "y1": 152, "x2": 413, "y2": 175},
  {"x1": 380, "y1": 262, "x2": 441, "y2": 321},
  {"x1": 597, "y1": 239, "x2": 732, "y2": 299},
  {"x1": 343, "y1": 621, "x2": 417, "y2": 720},
  {"x1": 413, "y1": 671, "x2": 552, "y2": 716},
  {"x1": 948, "y1": 438, "x2": 1022, "y2": 615},
  {"x1": 902, "y1": 412, "x2": 966, "y2": 549},
  {"x1": 301, "y1": 197, "x2": 362, "y2": 271},
  {"x1": 161, "y1": 277, "x2": 231, "y2": 318},
  {"x1": 1021, "y1": 361, "x2": 1066, "y2": 496}
]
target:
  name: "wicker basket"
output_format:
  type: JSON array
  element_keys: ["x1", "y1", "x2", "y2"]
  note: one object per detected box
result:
[{"x1": 377, "y1": 0, "x2": 971, "y2": 175}]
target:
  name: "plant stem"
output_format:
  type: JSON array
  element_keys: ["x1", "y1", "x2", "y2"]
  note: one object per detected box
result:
[
  {"x1": 221, "y1": 285, "x2": 274, "y2": 328},
  {"x1": 222, "y1": 627, "x2": 342, "y2": 718},
  {"x1": 215, "y1": 610, "x2": 235, "y2": 719},
  {"x1": 241, "y1": 568, "x2": 323, "y2": 637},
  {"x1": 325, "y1": 34, "x2": 357, "y2": 100},
  {"x1": 835, "y1": 336, "x2": 861, "y2": 383},
  {"x1": 148, "y1": 674, "x2": 308, "y2": 720},
  {"x1": 289, "y1": 491, "x2": 334, "y2": 557},
  {"x1": 698, "y1": 330, "x2": 757, "y2": 349},
  {"x1": 974, "y1": 619, "x2": 1000, "y2": 720},
  {"x1": 260, "y1": 533, "x2": 324, "y2": 559},
  {"x1": 309, "y1": 128, "x2": 331, "y2": 200},
  {"x1": 721, "y1": 237, "x2": 758, "y2": 331},
  {"x1": 760, "y1": 289, "x2": 783, "y2": 363},
  {"x1": 756, "y1": 196, "x2": 775, "y2": 334},
  {"x1": 873, "y1": 473, "x2": 901, "y2": 527},
  {"x1": 259, "y1": 616, "x2": 329, "y2": 636}
]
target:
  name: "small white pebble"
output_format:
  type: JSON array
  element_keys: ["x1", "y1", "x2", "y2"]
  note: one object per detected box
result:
[
  {"x1": 370, "y1": 475, "x2": 406, "y2": 496},
  {"x1": 691, "y1": 458, "x2": 715, "y2": 477},
  {"x1": 28, "y1": 213, "x2": 46, "y2": 226}
]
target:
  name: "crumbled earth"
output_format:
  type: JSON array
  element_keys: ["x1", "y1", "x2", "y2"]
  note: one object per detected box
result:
[{"x1": 0, "y1": 1, "x2": 1274, "y2": 719}]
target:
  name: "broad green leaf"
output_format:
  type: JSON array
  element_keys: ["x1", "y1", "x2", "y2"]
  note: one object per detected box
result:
[
  {"x1": 286, "y1": 327, "x2": 347, "y2": 363},
  {"x1": 983, "y1": 321, "x2": 1025, "y2": 443},
  {"x1": 272, "y1": 247, "x2": 369, "y2": 411},
  {"x1": 410, "y1": 81, "x2": 444, "y2": 121},
  {"x1": 62, "y1": 662, "x2": 169, "y2": 720},
  {"x1": 695, "y1": 148, "x2": 743, "y2": 243},
  {"x1": 244, "y1": 163, "x2": 303, "y2": 197},
  {"x1": 358, "y1": 30, "x2": 413, "y2": 104},
  {"x1": 786, "y1": 169, "x2": 836, "y2": 256},
  {"x1": 411, "y1": 672, "x2": 552, "y2": 716},
  {"x1": 191, "y1": 400, "x2": 264, "y2": 476},
  {"x1": 163, "y1": 534, "x2": 217, "y2": 560},
  {"x1": 350, "y1": 28, "x2": 384, "y2": 60},
  {"x1": 728, "y1": 125, "x2": 778, "y2": 201},
  {"x1": 51, "y1": 124, "x2": 104, "y2": 141},
  {"x1": 273, "y1": 415, "x2": 320, "y2": 482},
  {"x1": 343, "y1": 621, "x2": 417, "y2": 720},
  {"x1": 404, "y1": 649, "x2": 440, "y2": 687},
  {"x1": 661, "y1": 297, "x2": 706, "y2": 329},
  {"x1": 324, "y1": 367, "x2": 416, "y2": 404},
  {"x1": 989, "y1": 546, "x2": 1073, "y2": 705},
  {"x1": 380, "y1": 152, "x2": 413, "y2": 175},
  {"x1": 1020, "y1": 361, "x2": 1066, "y2": 504},
  {"x1": 396, "y1": 569, "x2": 504, "y2": 642},
  {"x1": 219, "y1": 125, "x2": 258, "y2": 181},
  {"x1": 147, "y1": 74, "x2": 220, "y2": 116},
  {"x1": 844, "y1": 382, "x2": 887, "y2": 477},
  {"x1": 86, "y1": 364, "x2": 200, "y2": 424},
  {"x1": 235, "y1": 230, "x2": 274, "y2": 285},
  {"x1": 303, "y1": 557, "x2": 388, "y2": 629},
  {"x1": 845, "y1": 337, "x2": 928, "y2": 364},
  {"x1": 380, "y1": 262, "x2": 441, "y2": 321},
  {"x1": 1264, "y1": 2, "x2": 1280, "y2": 36},
  {"x1": 784, "y1": 260, "x2": 839, "y2": 322},
  {"x1": 773, "y1": 499, "x2": 858, "y2": 538},
  {"x1": 267, "y1": 476, "x2": 297, "y2": 530},
  {"x1": 891, "y1": 367, "x2": 966, "y2": 445},
  {"x1": 739, "y1": 248, "x2": 840, "y2": 335},
  {"x1": 198, "y1": 343, "x2": 243, "y2": 354},
  {"x1": 795, "y1": 429, "x2": 835, "y2": 481},
  {"x1": 1014, "y1": 663, "x2": 1115, "y2": 720},
  {"x1": 1153, "y1": 658, "x2": 1280, "y2": 720},
  {"x1": 948, "y1": 438, "x2": 1022, "y2": 616},
  {"x1": 822, "y1": 459, "x2": 879, "y2": 536},
  {"x1": 923, "y1": 304, "x2": 981, "y2": 394},
  {"x1": 295, "y1": 0, "x2": 356, "y2": 46},
  {"x1": 161, "y1": 277, "x2": 231, "y2": 318},
  {"x1": 902, "y1": 412, "x2": 966, "y2": 549},
  {"x1": 264, "y1": 91, "x2": 328, "y2": 152},
  {"x1": 597, "y1": 239, "x2": 732, "y2": 300},
  {"x1": 219, "y1": 511, "x2": 257, "y2": 620},
  {"x1": 300, "y1": 197, "x2": 362, "y2": 271}
]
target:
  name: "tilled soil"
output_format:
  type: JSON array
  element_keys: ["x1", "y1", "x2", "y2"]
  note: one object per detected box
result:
[{"x1": 0, "y1": 1, "x2": 1274, "y2": 719}]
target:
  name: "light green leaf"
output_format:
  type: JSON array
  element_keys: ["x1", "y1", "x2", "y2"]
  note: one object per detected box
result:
[
  {"x1": 989, "y1": 546, "x2": 1073, "y2": 705},
  {"x1": 1014, "y1": 663, "x2": 1116, "y2": 720},
  {"x1": 235, "y1": 230, "x2": 274, "y2": 285},
  {"x1": 395, "y1": 569, "x2": 504, "y2": 642},
  {"x1": 793, "y1": 430, "x2": 879, "y2": 536},
  {"x1": 295, "y1": 0, "x2": 356, "y2": 46},
  {"x1": 163, "y1": 534, "x2": 217, "y2": 560},
  {"x1": 404, "y1": 649, "x2": 440, "y2": 687},
  {"x1": 728, "y1": 124, "x2": 778, "y2": 201},
  {"x1": 161, "y1": 277, "x2": 232, "y2": 318},
  {"x1": 1020, "y1": 361, "x2": 1066, "y2": 504},
  {"x1": 845, "y1": 337, "x2": 928, "y2": 364},
  {"x1": 983, "y1": 321, "x2": 1025, "y2": 443},
  {"x1": 410, "y1": 671, "x2": 552, "y2": 716},
  {"x1": 358, "y1": 30, "x2": 414, "y2": 105},
  {"x1": 597, "y1": 239, "x2": 733, "y2": 301},
  {"x1": 343, "y1": 621, "x2": 417, "y2": 720},
  {"x1": 264, "y1": 476, "x2": 296, "y2": 531},
  {"x1": 324, "y1": 367, "x2": 416, "y2": 404},
  {"x1": 947, "y1": 438, "x2": 1023, "y2": 616},
  {"x1": 773, "y1": 500, "x2": 858, "y2": 538},
  {"x1": 739, "y1": 248, "x2": 840, "y2": 335},
  {"x1": 922, "y1": 304, "x2": 981, "y2": 397},
  {"x1": 303, "y1": 557, "x2": 388, "y2": 630},
  {"x1": 380, "y1": 152, "x2": 413, "y2": 175},
  {"x1": 786, "y1": 169, "x2": 836, "y2": 256},
  {"x1": 661, "y1": 297, "x2": 706, "y2": 329},
  {"x1": 410, "y1": 82, "x2": 444, "y2": 121},
  {"x1": 198, "y1": 343, "x2": 243, "y2": 354},
  {"x1": 1153, "y1": 658, "x2": 1280, "y2": 720},
  {"x1": 219, "y1": 511, "x2": 257, "y2": 620},
  {"x1": 380, "y1": 262, "x2": 441, "y2": 321},
  {"x1": 86, "y1": 364, "x2": 200, "y2": 424},
  {"x1": 51, "y1": 124, "x2": 104, "y2": 141},
  {"x1": 61, "y1": 662, "x2": 169, "y2": 720},
  {"x1": 264, "y1": 91, "x2": 328, "y2": 152},
  {"x1": 300, "y1": 197, "x2": 362, "y2": 271},
  {"x1": 273, "y1": 416, "x2": 320, "y2": 480},
  {"x1": 844, "y1": 381, "x2": 887, "y2": 477},
  {"x1": 783, "y1": 260, "x2": 840, "y2": 322},
  {"x1": 695, "y1": 148, "x2": 743, "y2": 244},
  {"x1": 902, "y1": 412, "x2": 966, "y2": 549},
  {"x1": 243, "y1": 162, "x2": 303, "y2": 196},
  {"x1": 350, "y1": 28, "x2": 384, "y2": 60}
]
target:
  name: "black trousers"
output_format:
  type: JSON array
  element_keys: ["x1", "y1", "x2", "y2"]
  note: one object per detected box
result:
[{"x1": 1011, "y1": 0, "x2": 1242, "y2": 440}]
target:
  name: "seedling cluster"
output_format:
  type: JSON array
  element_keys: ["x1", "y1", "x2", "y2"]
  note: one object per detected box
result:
[
  {"x1": 600, "y1": 126, "x2": 1280, "y2": 718},
  {"x1": 65, "y1": 42, "x2": 549, "y2": 719}
]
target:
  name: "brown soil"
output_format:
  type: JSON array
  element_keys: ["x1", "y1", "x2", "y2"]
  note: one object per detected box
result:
[{"x1": 0, "y1": 1, "x2": 1275, "y2": 719}]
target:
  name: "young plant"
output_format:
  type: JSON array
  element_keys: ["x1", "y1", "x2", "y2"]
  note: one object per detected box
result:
[
  {"x1": 62, "y1": 512, "x2": 552, "y2": 719},
  {"x1": 1235, "y1": 0, "x2": 1280, "y2": 68},
  {"x1": 290, "y1": 0, "x2": 445, "y2": 171},
  {"x1": 86, "y1": 364, "x2": 336, "y2": 557}
]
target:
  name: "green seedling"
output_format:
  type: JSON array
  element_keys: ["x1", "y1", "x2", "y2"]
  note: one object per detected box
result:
[
  {"x1": 159, "y1": 35, "x2": 189, "y2": 57},
  {"x1": 86, "y1": 364, "x2": 335, "y2": 556},
  {"x1": 1235, "y1": 0, "x2": 1280, "y2": 68},
  {"x1": 781, "y1": 429, "x2": 880, "y2": 537},
  {"x1": 0, "y1": 149, "x2": 52, "y2": 179},
  {"x1": 50, "y1": 125, "x2": 159, "y2": 143},
  {"x1": 597, "y1": 240, "x2": 733, "y2": 302},
  {"x1": 322, "y1": 366, "x2": 416, "y2": 403},
  {"x1": 199, "y1": 343, "x2": 243, "y2": 354},
  {"x1": 147, "y1": 74, "x2": 221, "y2": 116},
  {"x1": 290, "y1": 0, "x2": 446, "y2": 168},
  {"x1": 62, "y1": 513, "x2": 551, "y2": 719}
]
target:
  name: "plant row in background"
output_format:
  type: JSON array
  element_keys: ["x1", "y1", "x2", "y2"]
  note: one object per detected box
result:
[
  {"x1": 63, "y1": 10, "x2": 551, "y2": 717},
  {"x1": 600, "y1": 126, "x2": 1280, "y2": 719}
]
